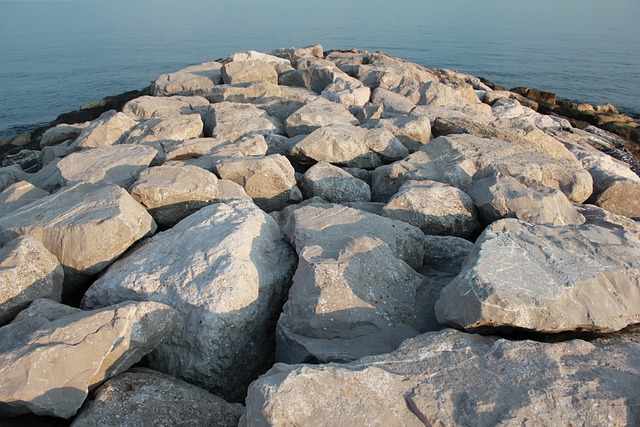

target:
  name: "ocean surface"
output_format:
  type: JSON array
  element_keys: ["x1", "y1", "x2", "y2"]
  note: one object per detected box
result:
[{"x1": 1, "y1": 0, "x2": 639, "y2": 139}]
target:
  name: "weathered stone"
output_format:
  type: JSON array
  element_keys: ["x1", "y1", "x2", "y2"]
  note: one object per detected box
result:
[
  {"x1": 0, "y1": 236, "x2": 63, "y2": 324},
  {"x1": 244, "y1": 329, "x2": 640, "y2": 426},
  {"x1": 0, "y1": 149, "x2": 39, "y2": 172},
  {"x1": 165, "y1": 134, "x2": 268, "y2": 170},
  {"x1": 483, "y1": 89, "x2": 512, "y2": 105},
  {"x1": 227, "y1": 50, "x2": 292, "y2": 67},
  {"x1": 411, "y1": 103, "x2": 495, "y2": 125},
  {"x1": 151, "y1": 61, "x2": 223, "y2": 96},
  {"x1": 72, "y1": 368, "x2": 243, "y2": 427},
  {"x1": 271, "y1": 44, "x2": 324, "y2": 66},
  {"x1": 298, "y1": 161, "x2": 371, "y2": 203},
  {"x1": 492, "y1": 98, "x2": 571, "y2": 130},
  {"x1": 382, "y1": 180, "x2": 478, "y2": 238},
  {"x1": 0, "y1": 181, "x2": 48, "y2": 219},
  {"x1": 124, "y1": 114, "x2": 204, "y2": 156},
  {"x1": 205, "y1": 102, "x2": 283, "y2": 141},
  {"x1": 290, "y1": 124, "x2": 408, "y2": 169},
  {"x1": 39, "y1": 122, "x2": 89, "y2": 148},
  {"x1": 0, "y1": 182, "x2": 156, "y2": 287},
  {"x1": 362, "y1": 116, "x2": 431, "y2": 153},
  {"x1": 0, "y1": 165, "x2": 29, "y2": 192},
  {"x1": 215, "y1": 179, "x2": 252, "y2": 202},
  {"x1": 122, "y1": 95, "x2": 210, "y2": 120},
  {"x1": 436, "y1": 218, "x2": 640, "y2": 333},
  {"x1": 284, "y1": 99, "x2": 358, "y2": 137},
  {"x1": 422, "y1": 235, "x2": 473, "y2": 275},
  {"x1": 216, "y1": 154, "x2": 302, "y2": 211},
  {"x1": 71, "y1": 110, "x2": 138, "y2": 149},
  {"x1": 469, "y1": 168, "x2": 586, "y2": 226},
  {"x1": 279, "y1": 63, "x2": 346, "y2": 94},
  {"x1": 576, "y1": 203, "x2": 640, "y2": 238},
  {"x1": 370, "y1": 87, "x2": 416, "y2": 116},
  {"x1": 594, "y1": 180, "x2": 640, "y2": 220},
  {"x1": 320, "y1": 76, "x2": 371, "y2": 106},
  {"x1": 82, "y1": 201, "x2": 297, "y2": 402},
  {"x1": 129, "y1": 164, "x2": 219, "y2": 228},
  {"x1": 0, "y1": 300, "x2": 179, "y2": 418},
  {"x1": 418, "y1": 80, "x2": 480, "y2": 107},
  {"x1": 221, "y1": 60, "x2": 278, "y2": 85}
]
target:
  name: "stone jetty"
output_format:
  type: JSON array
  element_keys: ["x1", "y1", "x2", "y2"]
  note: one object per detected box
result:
[{"x1": 1, "y1": 45, "x2": 639, "y2": 426}]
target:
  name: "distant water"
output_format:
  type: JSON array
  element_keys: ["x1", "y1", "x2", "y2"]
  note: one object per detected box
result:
[{"x1": 1, "y1": 0, "x2": 639, "y2": 139}]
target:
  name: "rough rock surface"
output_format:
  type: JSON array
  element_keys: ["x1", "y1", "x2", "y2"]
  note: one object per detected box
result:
[
  {"x1": 82, "y1": 201, "x2": 297, "y2": 402},
  {"x1": 0, "y1": 165, "x2": 28, "y2": 192},
  {"x1": 0, "y1": 236, "x2": 63, "y2": 324},
  {"x1": 284, "y1": 99, "x2": 358, "y2": 136},
  {"x1": 0, "y1": 181, "x2": 48, "y2": 218},
  {"x1": 71, "y1": 368, "x2": 243, "y2": 427},
  {"x1": 151, "y1": 61, "x2": 223, "y2": 96},
  {"x1": 244, "y1": 329, "x2": 640, "y2": 426},
  {"x1": 39, "y1": 122, "x2": 88, "y2": 148},
  {"x1": 122, "y1": 95, "x2": 210, "y2": 120},
  {"x1": 221, "y1": 59, "x2": 279, "y2": 85},
  {"x1": 0, "y1": 182, "x2": 156, "y2": 287},
  {"x1": 435, "y1": 218, "x2": 640, "y2": 333},
  {"x1": 205, "y1": 102, "x2": 283, "y2": 141},
  {"x1": 362, "y1": 115, "x2": 431, "y2": 152},
  {"x1": 298, "y1": 161, "x2": 371, "y2": 203},
  {"x1": 124, "y1": 114, "x2": 204, "y2": 155},
  {"x1": 0, "y1": 300, "x2": 179, "y2": 418},
  {"x1": 71, "y1": 110, "x2": 137, "y2": 149}
]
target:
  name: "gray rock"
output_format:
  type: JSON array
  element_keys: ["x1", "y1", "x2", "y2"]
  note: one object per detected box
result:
[
  {"x1": 422, "y1": 234, "x2": 473, "y2": 275},
  {"x1": 29, "y1": 144, "x2": 157, "y2": 192},
  {"x1": 0, "y1": 165, "x2": 29, "y2": 192},
  {"x1": 166, "y1": 134, "x2": 268, "y2": 165},
  {"x1": 39, "y1": 140, "x2": 76, "y2": 167},
  {"x1": 370, "y1": 87, "x2": 416, "y2": 116},
  {"x1": 39, "y1": 122, "x2": 89, "y2": 148},
  {"x1": 410, "y1": 103, "x2": 495, "y2": 125},
  {"x1": 435, "y1": 218, "x2": 640, "y2": 333},
  {"x1": 320, "y1": 76, "x2": 371, "y2": 106},
  {"x1": 124, "y1": 114, "x2": 204, "y2": 157},
  {"x1": 221, "y1": 60, "x2": 278, "y2": 85},
  {"x1": 122, "y1": 95, "x2": 210, "y2": 120},
  {"x1": 0, "y1": 181, "x2": 48, "y2": 219},
  {"x1": 290, "y1": 123, "x2": 408, "y2": 169},
  {"x1": 284, "y1": 99, "x2": 358, "y2": 137},
  {"x1": 129, "y1": 164, "x2": 219, "y2": 228},
  {"x1": 71, "y1": 368, "x2": 243, "y2": 427},
  {"x1": 215, "y1": 179, "x2": 252, "y2": 202},
  {"x1": 491, "y1": 98, "x2": 571, "y2": 130},
  {"x1": 216, "y1": 154, "x2": 302, "y2": 211},
  {"x1": 81, "y1": 201, "x2": 297, "y2": 402},
  {"x1": 0, "y1": 300, "x2": 179, "y2": 418},
  {"x1": 362, "y1": 116, "x2": 431, "y2": 152},
  {"x1": 0, "y1": 236, "x2": 63, "y2": 324},
  {"x1": 382, "y1": 180, "x2": 478, "y2": 238},
  {"x1": 0, "y1": 149, "x2": 40, "y2": 172},
  {"x1": 279, "y1": 64, "x2": 345, "y2": 94},
  {"x1": 151, "y1": 61, "x2": 223, "y2": 96},
  {"x1": 244, "y1": 329, "x2": 640, "y2": 427},
  {"x1": 418, "y1": 80, "x2": 480, "y2": 107},
  {"x1": 0, "y1": 182, "x2": 156, "y2": 288},
  {"x1": 299, "y1": 161, "x2": 371, "y2": 203},
  {"x1": 204, "y1": 101, "x2": 284, "y2": 141},
  {"x1": 71, "y1": 110, "x2": 138, "y2": 149}
]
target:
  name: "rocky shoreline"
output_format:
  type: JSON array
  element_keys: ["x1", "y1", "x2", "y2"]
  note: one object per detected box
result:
[{"x1": 1, "y1": 45, "x2": 639, "y2": 426}]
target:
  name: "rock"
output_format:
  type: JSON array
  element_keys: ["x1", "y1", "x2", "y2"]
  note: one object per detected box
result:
[
  {"x1": 151, "y1": 61, "x2": 223, "y2": 96},
  {"x1": 71, "y1": 368, "x2": 243, "y2": 427},
  {"x1": 284, "y1": 99, "x2": 358, "y2": 137},
  {"x1": 129, "y1": 164, "x2": 219, "y2": 228},
  {"x1": 0, "y1": 181, "x2": 48, "y2": 219},
  {"x1": 422, "y1": 235, "x2": 473, "y2": 275},
  {"x1": 215, "y1": 179, "x2": 252, "y2": 201},
  {"x1": 511, "y1": 86, "x2": 558, "y2": 104},
  {"x1": 576, "y1": 203, "x2": 640, "y2": 237},
  {"x1": 382, "y1": 180, "x2": 478, "y2": 238},
  {"x1": 204, "y1": 102, "x2": 283, "y2": 141},
  {"x1": 276, "y1": 203, "x2": 429, "y2": 363},
  {"x1": 271, "y1": 44, "x2": 324, "y2": 67},
  {"x1": 290, "y1": 124, "x2": 408, "y2": 169},
  {"x1": 0, "y1": 149, "x2": 40, "y2": 172},
  {"x1": 227, "y1": 50, "x2": 292, "y2": 68},
  {"x1": 279, "y1": 63, "x2": 346, "y2": 94},
  {"x1": 71, "y1": 110, "x2": 138, "y2": 149},
  {"x1": 482, "y1": 89, "x2": 512, "y2": 105},
  {"x1": 244, "y1": 329, "x2": 640, "y2": 426},
  {"x1": 492, "y1": 98, "x2": 571, "y2": 130},
  {"x1": 81, "y1": 201, "x2": 297, "y2": 402},
  {"x1": 39, "y1": 140, "x2": 75, "y2": 167},
  {"x1": 298, "y1": 161, "x2": 371, "y2": 203},
  {"x1": 410, "y1": 103, "x2": 495, "y2": 125},
  {"x1": 418, "y1": 80, "x2": 479, "y2": 107},
  {"x1": 0, "y1": 182, "x2": 156, "y2": 288},
  {"x1": 122, "y1": 95, "x2": 210, "y2": 120},
  {"x1": 361, "y1": 116, "x2": 431, "y2": 152},
  {"x1": 221, "y1": 60, "x2": 278, "y2": 85},
  {"x1": 0, "y1": 300, "x2": 179, "y2": 418},
  {"x1": 39, "y1": 122, "x2": 89, "y2": 148},
  {"x1": 0, "y1": 236, "x2": 63, "y2": 324},
  {"x1": 124, "y1": 114, "x2": 204, "y2": 156},
  {"x1": 216, "y1": 154, "x2": 302, "y2": 211},
  {"x1": 435, "y1": 218, "x2": 640, "y2": 333},
  {"x1": 320, "y1": 76, "x2": 371, "y2": 106},
  {"x1": 165, "y1": 134, "x2": 268, "y2": 169},
  {"x1": 469, "y1": 168, "x2": 586, "y2": 226},
  {"x1": 0, "y1": 165, "x2": 29, "y2": 192},
  {"x1": 370, "y1": 87, "x2": 416, "y2": 116}
]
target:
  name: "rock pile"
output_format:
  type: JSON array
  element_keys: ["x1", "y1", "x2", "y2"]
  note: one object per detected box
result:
[{"x1": 1, "y1": 45, "x2": 639, "y2": 426}]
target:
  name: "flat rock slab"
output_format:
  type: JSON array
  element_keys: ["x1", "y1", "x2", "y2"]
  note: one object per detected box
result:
[
  {"x1": 0, "y1": 182, "x2": 156, "y2": 288},
  {"x1": 284, "y1": 99, "x2": 359, "y2": 137},
  {"x1": 244, "y1": 329, "x2": 640, "y2": 426},
  {"x1": 221, "y1": 60, "x2": 278, "y2": 85},
  {"x1": 362, "y1": 115, "x2": 431, "y2": 153},
  {"x1": 435, "y1": 218, "x2": 640, "y2": 333},
  {"x1": 205, "y1": 102, "x2": 283, "y2": 141},
  {"x1": 124, "y1": 114, "x2": 204, "y2": 154},
  {"x1": 71, "y1": 110, "x2": 137, "y2": 149},
  {"x1": 151, "y1": 61, "x2": 223, "y2": 96},
  {"x1": 82, "y1": 201, "x2": 297, "y2": 402},
  {"x1": 0, "y1": 300, "x2": 179, "y2": 418},
  {"x1": 72, "y1": 368, "x2": 243, "y2": 427},
  {"x1": 0, "y1": 181, "x2": 48, "y2": 219},
  {"x1": 0, "y1": 236, "x2": 63, "y2": 324},
  {"x1": 122, "y1": 95, "x2": 210, "y2": 120}
]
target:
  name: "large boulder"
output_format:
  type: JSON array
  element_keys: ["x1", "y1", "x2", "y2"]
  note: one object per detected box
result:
[
  {"x1": 221, "y1": 60, "x2": 278, "y2": 85},
  {"x1": 72, "y1": 368, "x2": 243, "y2": 427},
  {"x1": 216, "y1": 154, "x2": 302, "y2": 211},
  {"x1": 129, "y1": 164, "x2": 219, "y2": 227},
  {"x1": 71, "y1": 110, "x2": 138, "y2": 149},
  {"x1": 151, "y1": 61, "x2": 223, "y2": 96},
  {"x1": 0, "y1": 181, "x2": 48, "y2": 219},
  {"x1": 122, "y1": 95, "x2": 210, "y2": 120},
  {"x1": 382, "y1": 180, "x2": 478, "y2": 238},
  {"x1": 28, "y1": 144, "x2": 157, "y2": 192},
  {"x1": 0, "y1": 236, "x2": 63, "y2": 324},
  {"x1": 81, "y1": 201, "x2": 297, "y2": 402},
  {"x1": 284, "y1": 99, "x2": 359, "y2": 137},
  {"x1": 298, "y1": 161, "x2": 371, "y2": 203},
  {"x1": 370, "y1": 87, "x2": 416, "y2": 116},
  {"x1": 0, "y1": 165, "x2": 28, "y2": 192},
  {"x1": 244, "y1": 329, "x2": 640, "y2": 426},
  {"x1": 39, "y1": 122, "x2": 89, "y2": 148},
  {"x1": 290, "y1": 123, "x2": 408, "y2": 169},
  {"x1": 0, "y1": 182, "x2": 156, "y2": 288},
  {"x1": 204, "y1": 102, "x2": 284, "y2": 141},
  {"x1": 362, "y1": 115, "x2": 431, "y2": 152},
  {"x1": 320, "y1": 76, "x2": 371, "y2": 106},
  {"x1": 123, "y1": 114, "x2": 204, "y2": 156},
  {"x1": 435, "y1": 218, "x2": 640, "y2": 333},
  {"x1": 0, "y1": 300, "x2": 179, "y2": 418}
]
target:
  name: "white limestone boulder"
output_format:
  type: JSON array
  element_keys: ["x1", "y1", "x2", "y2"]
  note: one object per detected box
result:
[
  {"x1": 361, "y1": 115, "x2": 431, "y2": 152},
  {"x1": 71, "y1": 110, "x2": 137, "y2": 149},
  {"x1": 298, "y1": 161, "x2": 371, "y2": 203},
  {"x1": 284, "y1": 99, "x2": 358, "y2": 137},
  {"x1": 221, "y1": 59, "x2": 278, "y2": 85},
  {"x1": 151, "y1": 61, "x2": 223, "y2": 96},
  {"x1": 0, "y1": 165, "x2": 29, "y2": 192},
  {"x1": 204, "y1": 102, "x2": 284, "y2": 141},
  {"x1": 122, "y1": 95, "x2": 210, "y2": 120},
  {"x1": 0, "y1": 181, "x2": 48, "y2": 218}
]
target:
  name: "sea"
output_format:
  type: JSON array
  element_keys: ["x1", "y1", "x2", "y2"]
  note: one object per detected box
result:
[{"x1": 1, "y1": 0, "x2": 639, "y2": 139}]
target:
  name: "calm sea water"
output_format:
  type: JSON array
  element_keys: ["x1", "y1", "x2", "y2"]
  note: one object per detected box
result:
[{"x1": 1, "y1": 0, "x2": 639, "y2": 139}]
